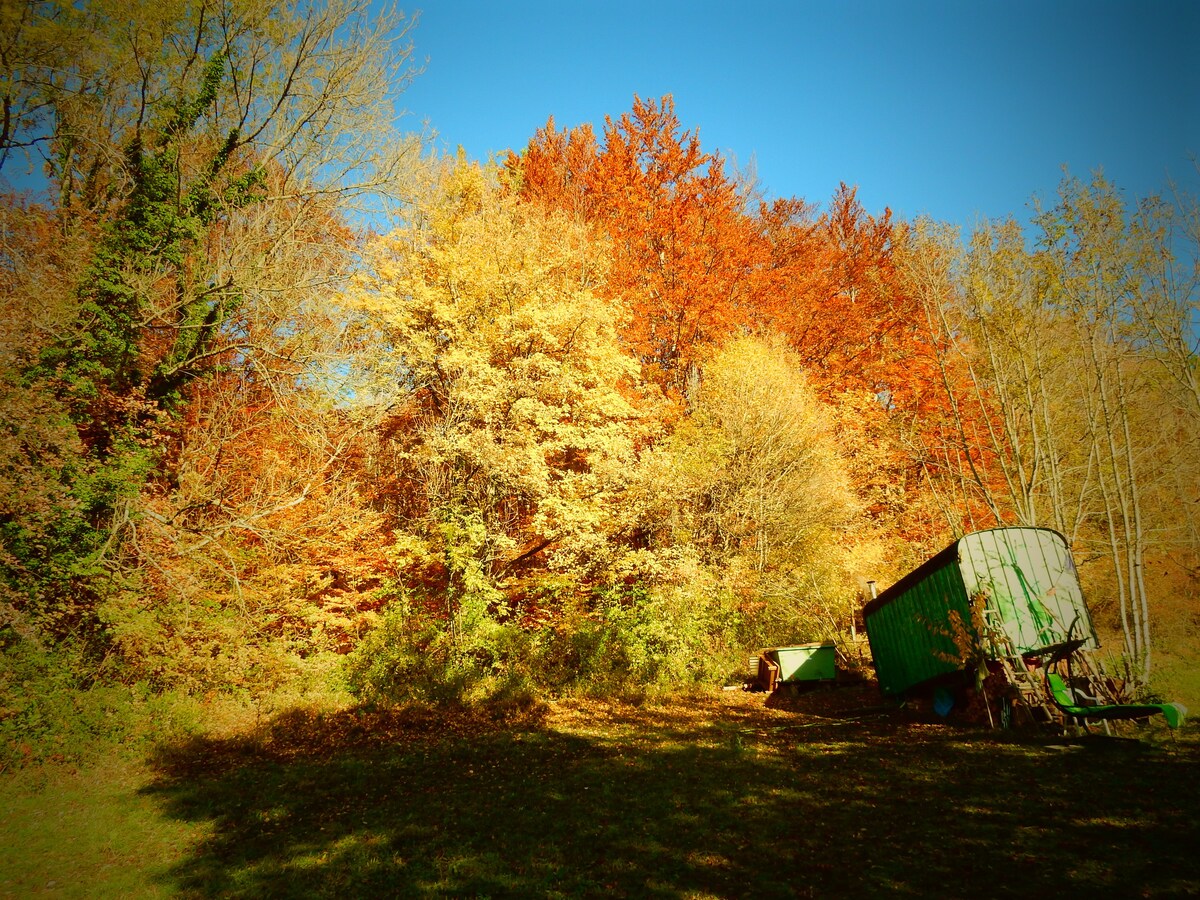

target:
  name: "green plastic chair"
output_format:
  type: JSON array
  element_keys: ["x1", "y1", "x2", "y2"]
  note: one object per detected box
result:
[{"x1": 1045, "y1": 672, "x2": 1187, "y2": 729}]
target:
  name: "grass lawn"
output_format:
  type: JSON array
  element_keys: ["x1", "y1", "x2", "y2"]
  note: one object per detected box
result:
[
  {"x1": 0, "y1": 752, "x2": 207, "y2": 898},
  {"x1": 2, "y1": 686, "x2": 1198, "y2": 898}
]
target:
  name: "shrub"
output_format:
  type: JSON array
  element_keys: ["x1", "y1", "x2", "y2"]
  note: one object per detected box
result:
[{"x1": 342, "y1": 593, "x2": 536, "y2": 707}]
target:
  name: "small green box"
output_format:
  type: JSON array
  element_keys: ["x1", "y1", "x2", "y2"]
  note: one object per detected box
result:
[{"x1": 763, "y1": 642, "x2": 836, "y2": 682}]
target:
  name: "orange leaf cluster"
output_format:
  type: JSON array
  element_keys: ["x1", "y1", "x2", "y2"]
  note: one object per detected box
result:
[{"x1": 507, "y1": 95, "x2": 940, "y2": 411}]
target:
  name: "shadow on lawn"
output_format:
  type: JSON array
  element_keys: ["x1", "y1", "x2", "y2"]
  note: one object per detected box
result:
[{"x1": 142, "y1": 696, "x2": 1200, "y2": 898}]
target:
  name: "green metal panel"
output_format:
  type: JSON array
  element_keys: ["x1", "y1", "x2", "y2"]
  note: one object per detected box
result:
[
  {"x1": 766, "y1": 642, "x2": 836, "y2": 682},
  {"x1": 863, "y1": 527, "x2": 1098, "y2": 696},
  {"x1": 863, "y1": 550, "x2": 973, "y2": 695}
]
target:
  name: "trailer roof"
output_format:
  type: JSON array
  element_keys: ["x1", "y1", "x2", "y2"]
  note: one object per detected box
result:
[{"x1": 862, "y1": 526, "x2": 1071, "y2": 618}]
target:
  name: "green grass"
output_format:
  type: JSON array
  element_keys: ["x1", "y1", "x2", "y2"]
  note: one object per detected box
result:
[
  {"x1": 1149, "y1": 642, "x2": 1200, "y2": 712},
  {"x1": 0, "y1": 752, "x2": 207, "y2": 898},
  {"x1": 2, "y1": 688, "x2": 1198, "y2": 898}
]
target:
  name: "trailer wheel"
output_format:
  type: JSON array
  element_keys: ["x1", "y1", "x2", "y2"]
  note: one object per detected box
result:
[{"x1": 999, "y1": 695, "x2": 1013, "y2": 730}]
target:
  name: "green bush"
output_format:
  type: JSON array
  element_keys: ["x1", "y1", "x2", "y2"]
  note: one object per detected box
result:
[
  {"x1": 342, "y1": 594, "x2": 536, "y2": 706},
  {"x1": 0, "y1": 625, "x2": 340, "y2": 770},
  {"x1": 342, "y1": 564, "x2": 766, "y2": 707},
  {"x1": 593, "y1": 581, "x2": 742, "y2": 689},
  {"x1": 0, "y1": 633, "x2": 213, "y2": 768}
]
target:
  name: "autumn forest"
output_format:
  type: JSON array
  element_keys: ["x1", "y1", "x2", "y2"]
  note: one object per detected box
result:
[{"x1": 2, "y1": 0, "x2": 1198, "y2": 739}]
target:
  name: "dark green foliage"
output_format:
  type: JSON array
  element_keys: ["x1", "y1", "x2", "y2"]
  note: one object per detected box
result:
[
  {"x1": 0, "y1": 635, "x2": 134, "y2": 768},
  {"x1": 0, "y1": 368, "x2": 114, "y2": 644},
  {"x1": 10, "y1": 50, "x2": 266, "y2": 647},
  {"x1": 343, "y1": 596, "x2": 537, "y2": 706},
  {"x1": 39, "y1": 50, "x2": 262, "y2": 421}
]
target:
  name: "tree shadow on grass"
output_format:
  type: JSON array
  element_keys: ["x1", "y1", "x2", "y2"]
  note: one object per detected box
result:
[{"x1": 141, "y1": 696, "x2": 1200, "y2": 898}]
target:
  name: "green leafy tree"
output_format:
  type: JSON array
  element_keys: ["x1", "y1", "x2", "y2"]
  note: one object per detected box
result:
[{"x1": 1, "y1": 0, "x2": 421, "y2": 660}]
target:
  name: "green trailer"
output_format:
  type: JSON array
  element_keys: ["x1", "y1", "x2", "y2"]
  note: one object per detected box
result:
[{"x1": 863, "y1": 527, "x2": 1098, "y2": 696}]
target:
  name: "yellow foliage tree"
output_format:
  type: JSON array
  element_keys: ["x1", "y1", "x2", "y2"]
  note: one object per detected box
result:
[
  {"x1": 663, "y1": 336, "x2": 859, "y2": 643},
  {"x1": 344, "y1": 158, "x2": 649, "y2": 625}
]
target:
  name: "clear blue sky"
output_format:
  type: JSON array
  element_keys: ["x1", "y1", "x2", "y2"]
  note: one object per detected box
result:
[{"x1": 397, "y1": 0, "x2": 1200, "y2": 231}]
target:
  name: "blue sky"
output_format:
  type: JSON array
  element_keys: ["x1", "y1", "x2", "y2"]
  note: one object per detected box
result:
[{"x1": 397, "y1": 0, "x2": 1200, "y2": 231}]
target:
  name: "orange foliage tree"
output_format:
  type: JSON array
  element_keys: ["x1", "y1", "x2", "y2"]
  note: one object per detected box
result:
[
  {"x1": 509, "y1": 95, "x2": 967, "y2": 562},
  {"x1": 509, "y1": 96, "x2": 764, "y2": 383},
  {"x1": 510, "y1": 99, "x2": 942, "y2": 406}
]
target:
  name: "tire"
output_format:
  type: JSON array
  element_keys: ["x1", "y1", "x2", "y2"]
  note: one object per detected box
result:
[{"x1": 999, "y1": 695, "x2": 1013, "y2": 730}]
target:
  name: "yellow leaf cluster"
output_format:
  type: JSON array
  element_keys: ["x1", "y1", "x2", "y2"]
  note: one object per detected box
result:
[{"x1": 343, "y1": 160, "x2": 652, "y2": 594}]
